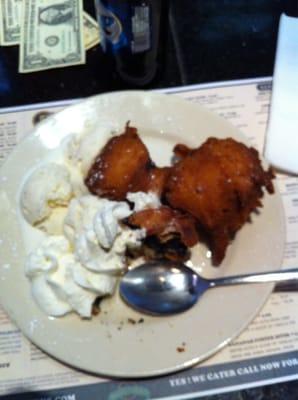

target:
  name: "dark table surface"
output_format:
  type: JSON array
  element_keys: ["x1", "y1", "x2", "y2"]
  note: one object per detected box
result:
[
  {"x1": 1, "y1": 0, "x2": 298, "y2": 399},
  {"x1": 0, "y1": 0, "x2": 290, "y2": 108}
]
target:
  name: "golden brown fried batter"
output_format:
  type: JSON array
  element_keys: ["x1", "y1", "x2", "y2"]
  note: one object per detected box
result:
[
  {"x1": 85, "y1": 124, "x2": 152, "y2": 201},
  {"x1": 166, "y1": 137, "x2": 275, "y2": 265},
  {"x1": 126, "y1": 206, "x2": 200, "y2": 248},
  {"x1": 85, "y1": 124, "x2": 171, "y2": 200},
  {"x1": 173, "y1": 143, "x2": 192, "y2": 159}
]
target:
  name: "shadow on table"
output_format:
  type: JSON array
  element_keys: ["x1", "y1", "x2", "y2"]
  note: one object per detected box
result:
[{"x1": 1, "y1": 386, "x2": 73, "y2": 400}]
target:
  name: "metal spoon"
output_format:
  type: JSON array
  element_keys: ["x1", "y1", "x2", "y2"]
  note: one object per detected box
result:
[{"x1": 119, "y1": 260, "x2": 298, "y2": 316}]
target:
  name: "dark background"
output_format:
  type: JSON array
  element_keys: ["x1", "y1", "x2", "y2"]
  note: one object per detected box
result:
[
  {"x1": 1, "y1": 0, "x2": 298, "y2": 398},
  {"x1": 0, "y1": 0, "x2": 287, "y2": 107}
]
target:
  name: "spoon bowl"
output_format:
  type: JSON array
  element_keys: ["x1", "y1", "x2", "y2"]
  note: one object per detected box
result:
[
  {"x1": 120, "y1": 260, "x2": 298, "y2": 316},
  {"x1": 120, "y1": 261, "x2": 208, "y2": 315}
]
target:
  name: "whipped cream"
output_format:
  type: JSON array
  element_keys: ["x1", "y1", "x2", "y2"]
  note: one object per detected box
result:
[
  {"x1": 21, "y1": 163, "x2": 72, "y2": 227},
  {"x1": 64, "y1": 195, "x2": 145, "y2": 273},
  {"x1": 25, "y1": 194, "x2": 146, "y2": 318},
  {"x1": 25, "y1": 236, "x2": 116, "y2": 318},
  {"x1": 127, "y1": 191, "x2": 161, "y2": 212}
]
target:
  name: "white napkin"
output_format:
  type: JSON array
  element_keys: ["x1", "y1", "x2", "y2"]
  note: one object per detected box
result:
[{"x1": 264, "y1": 13, "x2": 298, "y2": 174}]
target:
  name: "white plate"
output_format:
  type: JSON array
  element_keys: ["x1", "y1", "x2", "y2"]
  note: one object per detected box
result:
[{"x1": 0, "y1": 91, "x2": 285, "y2": 378}]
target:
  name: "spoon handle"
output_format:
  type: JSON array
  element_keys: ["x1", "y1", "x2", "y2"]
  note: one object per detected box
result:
[{"x1": 210, "y1": 268, "x2": 298, "y2": 288}]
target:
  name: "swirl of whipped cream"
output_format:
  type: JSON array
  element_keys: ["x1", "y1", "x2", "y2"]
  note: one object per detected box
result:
[
  {"x1": 64, "y1": 195, "x2": 145, "y2": 273},
  {"x1": 25, "y1": 236, "x2": 116, "y2": 318}
]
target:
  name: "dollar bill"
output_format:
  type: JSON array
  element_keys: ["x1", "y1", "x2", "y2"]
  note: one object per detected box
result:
[
  {"x1": 0, "y1": 0, "x2": 22, "y2": 45},
  {"x1": 19, "y1": 0, "x2": 85, "y2": 73},
  {"x1": 0, "y1": 4, "x2": 100, "y2": 49},
  {"x1": 83, "y1": 11, "x2": 100, "y2": 51}
]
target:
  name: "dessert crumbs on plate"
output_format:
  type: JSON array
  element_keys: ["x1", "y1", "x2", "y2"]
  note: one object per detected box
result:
[
  {"x1": 177, "y1": 342, "x2": 186, "y2": 352},
  {"x1": 177, "y1": 347, "x2": 185, "y2": 353},
  {"x1": 127, "y1": 318, "x2": 145, "y2": 325}
]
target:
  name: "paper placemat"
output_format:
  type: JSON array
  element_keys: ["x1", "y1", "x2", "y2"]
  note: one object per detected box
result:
[{"x1": 0, "y1": 77, "x2": 298, "y2": 400}]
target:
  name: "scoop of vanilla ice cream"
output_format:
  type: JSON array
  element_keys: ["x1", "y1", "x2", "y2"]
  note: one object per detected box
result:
[
  {"x1": 64, "y1": 195, "x2": 145, "y2": 273},
  {"x1": 66, "y1": 164, "x2": 88, "y2": 197},
  {"x1": 65, "y1": 130, "x2": 112, "y2": 175},
  {"x1": 127, "y1": 191, "x2": 161, "y2": 212},
  {"x1": 21, "y1": 163, "x2": 73, "y2": 226},
  {"x1": 63, "y1": 131, "x2": 110, "y2": 197},
  {"x1": 36, "y1": 207, "x2": 69, "y2": 235},
  {"x1": 25, "y1": 236, "x2": 117, "y2": 318}
]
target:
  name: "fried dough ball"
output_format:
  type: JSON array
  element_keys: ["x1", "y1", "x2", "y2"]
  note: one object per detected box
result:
[
  {"x1": 126, "y1": 206, "x2": 200, "y2": 248},
  {"x1": 166, "y1": 137, "x2": 275, "y2": 265},
  {"x1": 85, "y1": 124, "x2": 152, "y2": 201}
]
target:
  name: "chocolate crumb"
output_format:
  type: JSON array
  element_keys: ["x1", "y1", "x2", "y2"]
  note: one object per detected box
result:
[
  {"x1": 92, "y1": 307, "x2": 100, "y2": 316},
  {"x1": 138, "y1": 318, "x2": 144, "y2": 324},
  {"x1": 128, "y1": 318, "x2": 136, "y2": 325},
  {"x1": 177, "y1": 347, "x2": 185, "y2": 353},
  {"x1": 92, "y1": 299, "x2": 101, "y2": 315}
]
